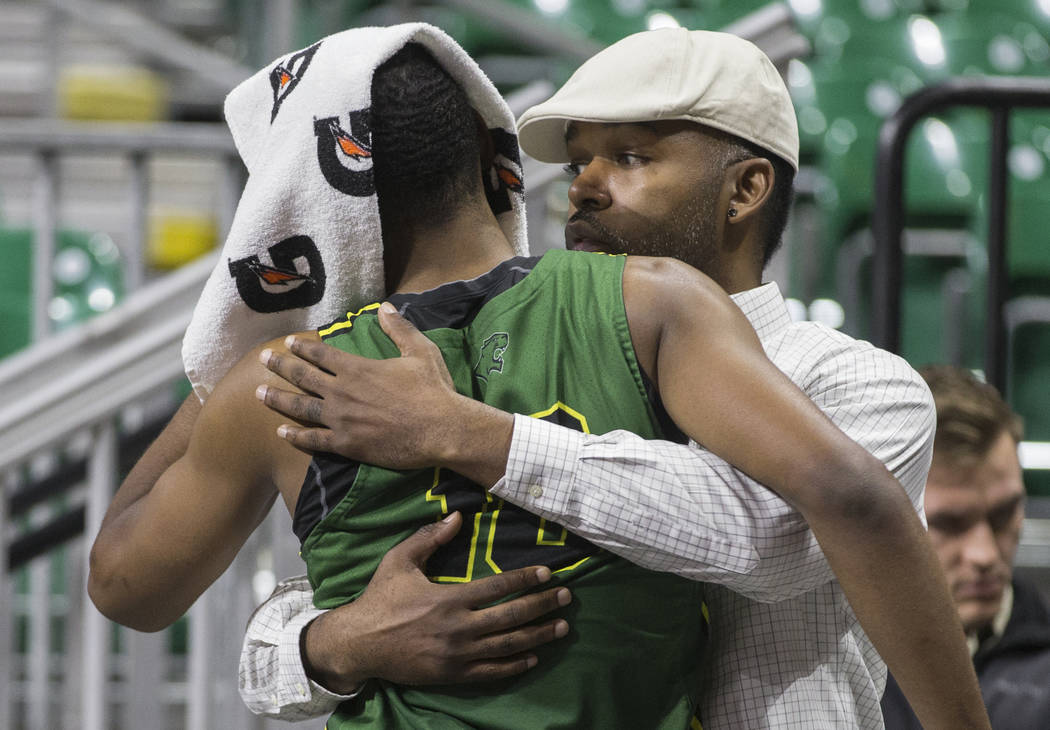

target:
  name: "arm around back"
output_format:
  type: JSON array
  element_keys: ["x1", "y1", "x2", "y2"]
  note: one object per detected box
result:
[{"x1": 623, "y1": 255, "x2": 990, "y2": 730}]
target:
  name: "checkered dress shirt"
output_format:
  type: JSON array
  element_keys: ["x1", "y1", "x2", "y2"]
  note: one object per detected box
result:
[
  {"x1": 495, "y1": 282, "x2": 935, "y2": 729},
  {"x1": 238, "y1": 282, "x2": 935, "y2": 728}
]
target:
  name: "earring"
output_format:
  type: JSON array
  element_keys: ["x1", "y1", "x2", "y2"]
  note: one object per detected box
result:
[{"x1": 727, "y1": 208, "x2": 738, "y2": 218}]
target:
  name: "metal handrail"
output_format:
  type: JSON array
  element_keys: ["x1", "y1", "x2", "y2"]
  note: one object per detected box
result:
[
  {"x1": 41, "y1": 0, "x2": 252, "y2": 93},
  {"x1": 0, "y1": 119, "x2": 237, "y2": 153},
  {"x1": 871, "y1": 76, "x2": 1050, "y2": 392},
  {"x1": 0, "y1": 251, "x2": 216, "y2": 472},
  {"x1": 0, "y1": 119, "x2": 240, "y2": 337}
]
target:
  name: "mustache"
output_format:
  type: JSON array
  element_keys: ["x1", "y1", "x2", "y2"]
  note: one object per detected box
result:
[{"x1": 567, "y1": 210, "x2": 627, "y2": 252}]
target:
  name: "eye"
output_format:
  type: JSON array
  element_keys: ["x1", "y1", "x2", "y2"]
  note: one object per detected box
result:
[
  {"x1": 987, "y1": 502, "x2": 1022, "y2": 532},
  {"x1": 616, "y1": 153, "x2": 646, "y2": 166},
  {"x1": 563, "y1": 162, "x2": 584, "y2": 178},
  {"x1": 927, "y1": 515, "x2": 969, "y2": 536}
]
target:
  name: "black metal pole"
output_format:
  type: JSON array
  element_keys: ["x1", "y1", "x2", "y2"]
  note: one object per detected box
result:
[
  {"x1": 871, "y1": 77, "x2": 1050, "y2": 363},
  {"x1": 872, "y1": 116, "x2": 909, "y2": 353},
  {"x1": 986, "y1": 107, "x2": 1010, "y2": 393}
]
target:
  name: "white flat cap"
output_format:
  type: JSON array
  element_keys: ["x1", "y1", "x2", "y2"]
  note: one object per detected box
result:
[{"x1": 518, "y1": 28, "x2": 799, "y2": 170}]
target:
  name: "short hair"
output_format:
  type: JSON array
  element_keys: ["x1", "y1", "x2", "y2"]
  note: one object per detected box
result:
[
  {"x1": 720, "y1": 134, "x2": 796, "y2": 269},
  {"x1": 370, "y1": 44, "x2": 481, "y2": 227},
  {"x1": 919, "y1": 364, "x2": 1024, "y2": 469}
]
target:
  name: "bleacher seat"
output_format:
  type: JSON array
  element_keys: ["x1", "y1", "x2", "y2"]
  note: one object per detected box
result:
[
  {"x1": 0, "y1": 227, "x2": 124, "y2": 357},
  {"x1": 58, "y1": 65, "x2": 169, "y2": 122}
]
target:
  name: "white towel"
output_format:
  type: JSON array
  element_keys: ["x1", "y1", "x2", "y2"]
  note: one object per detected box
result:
[{"x1": 182, "y1": 23, "x2": 528, "y2": 400}]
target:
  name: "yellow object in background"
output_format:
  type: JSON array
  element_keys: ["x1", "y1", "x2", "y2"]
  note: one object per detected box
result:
[
  {"x1": 58, "y1": 64, "x2": 168, "y2": 122},
  {"x1": 148, "y1": 214, "x2": 217, "y2": 269}
]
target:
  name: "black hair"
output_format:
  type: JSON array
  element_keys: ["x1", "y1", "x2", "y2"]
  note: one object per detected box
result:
[
  {"x1": 370, "y1": 43, "x2": 482, "y2": 228},
  {"x1": 721, "y1": 136, "x2": 796, "y2": 269},
  {"x1": 919, "y1": 364, "x2": 1024, "y2": 468}
]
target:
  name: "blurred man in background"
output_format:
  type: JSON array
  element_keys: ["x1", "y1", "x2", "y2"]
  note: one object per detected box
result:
[{"x1": 882, "y1": 365, "x2": 1050, "y2": 729}]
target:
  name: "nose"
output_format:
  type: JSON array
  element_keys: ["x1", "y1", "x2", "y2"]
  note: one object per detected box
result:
[
  {"x1": 567, "y1": 159, "x2": 612, "y2": 213},
  {"x1": 962, "y1": 520, "x2": 1001, "y2": 572}
]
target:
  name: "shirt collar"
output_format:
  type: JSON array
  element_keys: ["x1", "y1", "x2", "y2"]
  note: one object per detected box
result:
[
  {"x1": 966, "y1": 583, "x2": 1014, "y2": 656},
  {"x1": 729, "y1": 282, "x2": 793, "y2": 339}
]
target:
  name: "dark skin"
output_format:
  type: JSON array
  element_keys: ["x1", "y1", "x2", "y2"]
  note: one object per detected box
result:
[{"x1": 258, "y1": 121, "x2": 990, "y2": 729}]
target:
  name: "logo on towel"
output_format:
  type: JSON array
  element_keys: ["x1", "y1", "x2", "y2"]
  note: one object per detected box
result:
[
  {"x1": 486, "y1": 128, "x2": 524, "y2": 216},
  {"x1": 314, "y1": 109, "x2": 375, "y2": 197},
  {"x1": 269, "y1": 42, "x2": 322, "y2": 123},
  {"x1": 473, "y1": 332, "x2": 509, "y2": 383},
  {"x1": 228, "y1": 235, "x2": 327, "y2": 313}
]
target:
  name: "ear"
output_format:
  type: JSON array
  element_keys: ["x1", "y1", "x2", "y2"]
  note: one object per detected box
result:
[{"x1": 726, "y1": 158, "x2": 774, "y2": 224}]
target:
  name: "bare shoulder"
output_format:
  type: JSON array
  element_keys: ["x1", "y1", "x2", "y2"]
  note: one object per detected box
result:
[
  {"x1": 623, "y1": 254, "x2": 706, "y2": 288},
  {"x1": 190, "y1": 331, "x2": 316, "y2": 484},
  {"x1": 623, "y1": 257, "x2": 723, "y2": 382},
  {"x1": 622, "y1": 255, "x2": 743, "y2": 330},
  {"x1": 217, "y1": 330, "x2": 319, "y2": 398}
]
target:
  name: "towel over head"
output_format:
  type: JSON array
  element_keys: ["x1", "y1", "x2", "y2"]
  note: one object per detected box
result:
[{"x1": 182, "y1": 23, "x2": 528, "y2": 400}]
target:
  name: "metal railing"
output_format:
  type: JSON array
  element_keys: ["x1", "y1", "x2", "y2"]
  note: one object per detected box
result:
[
  {"x1": 871, "y1": 76, "x2": 1050, "y2": 393},
  {"x1": 0, "y1": 120, "x2": 245, "y2": 730},
  {"x1": 0, "y1": 119, "x2": 242, "y2": 336}
]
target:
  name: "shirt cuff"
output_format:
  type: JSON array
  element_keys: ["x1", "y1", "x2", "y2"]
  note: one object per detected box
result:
[
  {"x1": 279, "y1": 608, "x2": 362, "y2": 708},
  {"x1": 490, "y1": 413, "x2": 584, "y2": 512}
]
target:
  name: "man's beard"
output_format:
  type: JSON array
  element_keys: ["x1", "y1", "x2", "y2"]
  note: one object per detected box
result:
[{"x1": 568, "y1": 196, "x2": 720, "y2": 274}]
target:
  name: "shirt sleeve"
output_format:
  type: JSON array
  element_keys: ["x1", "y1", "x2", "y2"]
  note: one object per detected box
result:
[
  {"x1": 491, "y1": 333, "x2": 935, "y2": 603},
  {"x1": 238, "y1": 575, "x2": 360, "y2": 720}
]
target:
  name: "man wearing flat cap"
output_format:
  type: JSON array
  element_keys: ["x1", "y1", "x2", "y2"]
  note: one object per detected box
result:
[{"x1": 243, "y1": 29, "x2": 984, "y2": 729}]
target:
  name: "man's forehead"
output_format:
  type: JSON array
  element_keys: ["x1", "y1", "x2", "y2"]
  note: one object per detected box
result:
[{"x1": 926, "y1": 465, "x2": 1025, "y2": 514}]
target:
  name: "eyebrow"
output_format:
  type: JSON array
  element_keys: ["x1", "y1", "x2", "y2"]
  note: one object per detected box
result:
[
  {"x1": 926, "y1": 493, "x2": 1025, "y2": 522},
  {"x1": 990, "y1": 493, "x2": 1026, "y2": 514}
]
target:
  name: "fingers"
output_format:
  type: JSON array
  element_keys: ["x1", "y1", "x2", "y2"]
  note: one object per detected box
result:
[
  {"x1": 388, "y1": 512, "x2": 464, "y2": 567},
  {"x1": 456, "y1": 654, "x2": 540, "y2": 683},
  {"x1": 469, "y1": 584, "x2": 572, "y2": 636},
  {"x1": 461, "y1": 564, "x2": 553, "y2": 606},
  {"x1": 473, "y1": 617, "x2": 570, "y2": 659},
  {"x1": 272, "y1": 423, "x2": 332, "y2": 454},
  {"x1": 282, "y1": 335, "x2": 352, "y2": 376},
  {"x1": 378, "y1": 302, "x2": 435, "y2": 358},
  {"x1": 259, "y1": 347, "x2": 334, "y2": 395},
  {"x1": 256, "y1": 384, "x2": 326, "y2": 425},
  {"x1": 455, "y1": 619, "x2": 571, "y2": 682}
]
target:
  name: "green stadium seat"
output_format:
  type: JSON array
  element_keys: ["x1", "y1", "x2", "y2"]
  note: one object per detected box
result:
[
  {"x1": 0, "y1": 228, "x2": 124, "y2": 358},
  {"x1": 836, "y1": 236, "x2": 984, "y2": 368},
  {"x1": 963, "y1": 132, "x2": 1050, "y2": 290},
  {"x1": 935, "y1": 12, "x2": 1050, "y2": 76}
]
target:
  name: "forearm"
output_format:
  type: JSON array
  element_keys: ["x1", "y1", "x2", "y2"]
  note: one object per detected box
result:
[
  {"x1": 301, "y1": 607, "x2": 375, "y2": 693},
  {"x1": 493, "y1": 415, "x2": 855, "y2": 598},
  {"x1": 804, "y1": 463, "x2": 988, "y2": 730}
]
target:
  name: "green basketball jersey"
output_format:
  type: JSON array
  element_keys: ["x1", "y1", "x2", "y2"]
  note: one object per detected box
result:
[{"x1": 297, "y1": 249, "x2": 704, "y2": 729}]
